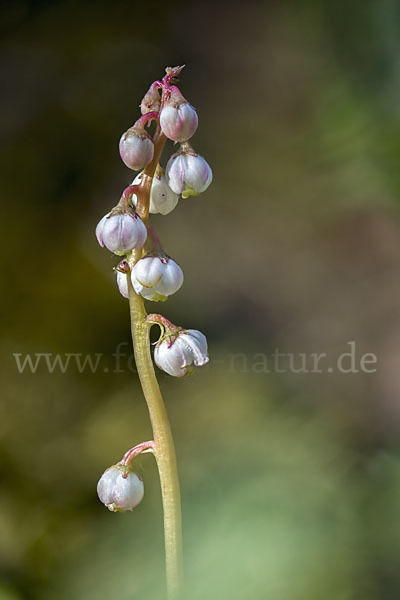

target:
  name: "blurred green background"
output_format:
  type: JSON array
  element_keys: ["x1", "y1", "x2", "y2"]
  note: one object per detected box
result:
[{"x1": 2, "y1": 0, "x2": 400, "y2": 598}]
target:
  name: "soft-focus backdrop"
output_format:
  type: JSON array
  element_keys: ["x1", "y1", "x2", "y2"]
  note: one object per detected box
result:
[{"x1": 2, "y1": 1, "x2": 400, "y2": 598}]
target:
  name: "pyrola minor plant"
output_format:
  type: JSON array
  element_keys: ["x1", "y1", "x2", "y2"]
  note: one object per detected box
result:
[{"x1": 95, "y1": 66, "x2": 211, "y2": 600}]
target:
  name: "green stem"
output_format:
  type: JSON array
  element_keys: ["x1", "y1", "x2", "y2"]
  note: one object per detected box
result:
[
  {"x1": 128, "y1": 285, "x2": 183, "y2": 599},
  {"x1": 126, "y1": 114, "x2": 182, "y2": 598}
]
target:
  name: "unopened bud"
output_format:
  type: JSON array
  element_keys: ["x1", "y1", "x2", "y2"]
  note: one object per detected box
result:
[
  {"x1": 97, "y1": 465, "x2": 144, "y2": 512},
  {"x1": 140, "y1": 82, "x2": 161, "y2": 115},
  {"x1": 160, "y1": 86, "x2": 198, "y2": 142},
  {"x1": 96, "y1": 209, "x2": 147, "y2": 255},
  {"x1": 119, "y1": 126, "x2": 154, "y2": 171}
]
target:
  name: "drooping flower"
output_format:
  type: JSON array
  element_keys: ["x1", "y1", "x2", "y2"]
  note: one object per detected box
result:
[
  {"x1": 96, "y1": 210, "x2": 147, "y2": 255},
  {"x1": 132, "y1": 167, "x2": 179, "y2": 215},
  {"x1": 166, "y1": 144, "x2": 212, "y2": 198},
  {"x1": 154, "y1": 329, "x2": 209, "y2": 377},
  {"x1": 116, "y1": 262, "x2": 129, "y2": 298},
  {"x1": 131, "y1": 256, "x2": 183, "y2": 301},
  {"x1": 119, "y1": 126, "x2": 154, "y2": 171},
  {"x1": 160, "y1": 86, "x2": 198, "y2": 142},
  {"x1": 97, "y1": 466, "x2": 144, "y2": 512}
]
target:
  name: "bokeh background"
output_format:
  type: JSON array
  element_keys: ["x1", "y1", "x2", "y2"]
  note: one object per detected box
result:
[{"x1": 2, "y1": 0, "x2": 400, "y2": 598}]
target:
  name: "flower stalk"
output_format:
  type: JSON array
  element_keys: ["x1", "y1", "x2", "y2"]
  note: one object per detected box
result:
[
  {"x1": 126, "y1": 103, "x2": 183, "y2": 599},
  {"x1": 121, "y1": 440, "x2": 155, "y2": 466},
  {"x1": 127, "y1": 280, "x2": 183, "y2": 599}
]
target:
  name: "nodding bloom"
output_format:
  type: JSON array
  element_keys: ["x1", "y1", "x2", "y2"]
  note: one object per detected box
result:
[
  {"x1": 131, "y1": 256, "x2": 183, "y2": 301},
  {"x1": 97, "y1": 466, "x2": 144, "y2": 512},
  {"x1": 160, "y1": 86, "x2": 198, "y2": 142},
  {"x1": 166, "y1": 144, "x2": 212, "y2": 198},
  {"x1": 132, "y1": 168, "x2": 179, "y2": 215},
  {"x1": 116, "y1": 269, "x2": 129, "y2": 298},
  {"x1": 119, "y1": 126, "x2": 154, "y2": 171},
  {"x1": 96, "y1": 210, "x2": 147, "y2": 255},
  {"x1": 154, "y1": 329, "x2": 209, "y2": 377}
]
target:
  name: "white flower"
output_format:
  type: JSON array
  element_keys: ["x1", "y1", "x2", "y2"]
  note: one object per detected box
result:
[
  {"x1": 97, "y1": 466, "x2": 144, "y2": 512},
  {"x1": 119, "y1": 127, "x2": 154, "y2": 171},
  {"x1": 131, "y1": 169, "x2": 179, "y2": 215},
  {"x1": 166, "y1": 148, "x2": 212, "y2": 198},
  {"x1": 160, "y1": 103, "x2": 198, "y2": 142},
  {"x1": 131, "y1": 256, "x2": 183, "y2": 301},
  {"x1": 154, "y1": 329, "x2": 209, "y2": 377},
  {"x1": 116, "y1": 269, "x2": 129, "y2": 298},
  {"x1": 96, "y1": 211, "x2": 147, "y2": 255},
  {"x1": 159, "y1": 85, "x2": 198, "y2": 142}
]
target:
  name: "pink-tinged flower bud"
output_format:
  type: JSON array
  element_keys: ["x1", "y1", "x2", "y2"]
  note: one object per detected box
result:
[
  {"x1": 160, "y1": 86, "x2": 198, "y2": 142},
  {"x1": 140, "y1": 82, "x2": 161, "y2": 115},
  {"x1": 97, "y1": 466, "x2": 144, "y2": 512},
  {"x1": 154, "y1": 329, "x2": 209, "y2": 377},
  {"x1": 166, "y1": 145, "x2": 212, "y2": 198},
  {"x1": 131, "y1": 168, "x2": 179, "y2": 215},
  {"x1": 96, "y1": 210, "x2": 147, "y2": 255},
  {"x1": 119, "y1": 126, "x2": 154, "y2": 171},
  {"x1": 131, "y1": 256, "x2": 183, "y2": 302}
]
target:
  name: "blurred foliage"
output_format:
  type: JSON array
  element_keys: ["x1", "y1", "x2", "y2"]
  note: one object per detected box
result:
[{"x1": 1, "y1": 0, "x2": 400, "y2": 598}]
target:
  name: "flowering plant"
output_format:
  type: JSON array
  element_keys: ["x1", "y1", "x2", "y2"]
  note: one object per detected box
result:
[{"x1": 95, "y1": 66, "x2": 211, "y2": 600}]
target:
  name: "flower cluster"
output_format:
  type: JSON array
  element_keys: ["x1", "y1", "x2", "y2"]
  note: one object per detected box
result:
[
  {"x1": 95, "y1": 65, "x2": 210, "y2": 376},
  {"x1": 95, "y1": 69, "x2": 211, "y2": 261},
  {"x1": 96, "y1": 66, "x2": 211, "y2": 515}
]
